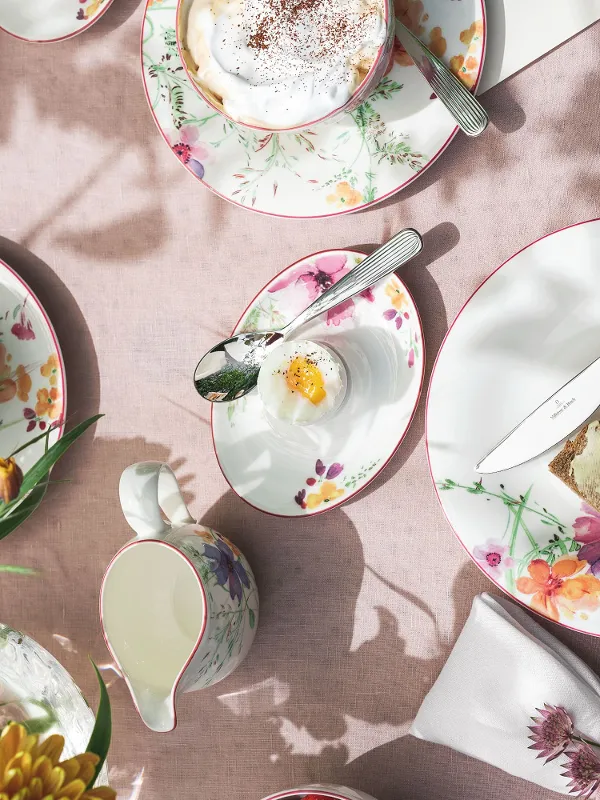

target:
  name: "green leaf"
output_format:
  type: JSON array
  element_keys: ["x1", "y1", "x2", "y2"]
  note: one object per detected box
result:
[
  {"x1": 0, "y1": 564, "x2": 38, "y2": 575},
  {"x1": 0, "y1": 479, "x2": 48, "y2": 541},
  {"x1": 248, "y1": 608, "x2": 256, "y2": 629},
  {"x1": 3, "y1": 415, "x2": 103, "y2": 520},
  {"x1": 12, "y1": 305, "x2": 21, "y2": 320},
  {"x1": 86, "y1": 660, "x2": 112, "y2": 789}
]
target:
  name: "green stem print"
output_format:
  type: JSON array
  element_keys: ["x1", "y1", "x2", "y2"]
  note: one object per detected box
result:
[{"x1": 437, "y1": 479, "x2": 579, "y2": 590}]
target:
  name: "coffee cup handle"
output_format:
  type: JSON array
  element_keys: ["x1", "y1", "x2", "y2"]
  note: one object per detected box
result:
[{"x1": 119, "y1": 462, "x2": 195, "y2": 540}]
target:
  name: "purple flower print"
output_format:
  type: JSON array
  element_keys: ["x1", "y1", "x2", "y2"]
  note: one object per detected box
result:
[
  {"x1": 472, "y1": 539, "x2": 514, "y2": 580},
  {"x1": 295, "y1": 489, "x2": 307, "y2": 509},
  {"x1": 170, "y1": 126, "x2": 208, "y2": 179},
  {"x1": 203, "y1": 539, "x2": 249, "y2": 604},
  {"x1": 315, "y1": 460, "x2": 326, "y2": 476},
  {"x1": 326, "y1": 463, "x2": 343, "y2": 480},
  {"x1": 574, "y1": 505, "x2": 600, "y2": 576}
]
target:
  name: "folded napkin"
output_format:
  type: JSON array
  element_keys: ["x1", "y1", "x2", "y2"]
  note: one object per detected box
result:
[{"x1": 410, "y1": 593, "x2": 600, "y2": 794}]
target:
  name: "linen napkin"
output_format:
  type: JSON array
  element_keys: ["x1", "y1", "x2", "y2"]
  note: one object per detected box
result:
[{"x1": 410, "y1": 593, "x2": 600, "y2": 794}]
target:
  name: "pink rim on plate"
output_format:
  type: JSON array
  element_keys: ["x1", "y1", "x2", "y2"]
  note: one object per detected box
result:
[
  {"x1": 0, "y1": 0, "x2": 115, "y2": 43},
  {"x1": 426, "y1": 218, "x2": 600, "y2": 636}
]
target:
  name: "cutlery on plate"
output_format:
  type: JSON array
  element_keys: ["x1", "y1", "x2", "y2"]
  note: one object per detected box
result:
[
  {"x1": 395, "y1": 20, "x2": 488, "y2": 137},
  {"x1": 475, "y1": 354, "x2": 600, "y2": 474},
  {"x1": 194, "y1": 228, "x2": 423, "y2": 402}
]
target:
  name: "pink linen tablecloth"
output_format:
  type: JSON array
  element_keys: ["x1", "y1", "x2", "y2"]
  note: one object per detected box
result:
[{"x1": 0, "y1": 5, "x2": 599, "y2": 799}]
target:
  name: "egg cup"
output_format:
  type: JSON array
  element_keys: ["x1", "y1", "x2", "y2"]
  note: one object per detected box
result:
[{"x1": 211, "y1": 249, "x2": 424, "y2": 517}]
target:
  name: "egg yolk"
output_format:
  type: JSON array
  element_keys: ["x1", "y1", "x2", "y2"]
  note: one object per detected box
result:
[{"x1": 285, "y1": 356, "x2": 326, "y2": 405}]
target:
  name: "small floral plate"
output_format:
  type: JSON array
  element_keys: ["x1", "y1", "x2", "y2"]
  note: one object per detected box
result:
[
  {"x1": 212, "y1": 249, "x2": 424, "y2": 516},
  {"x1": 427, "y1": 218, "x2": 600, "y2": 637},
  {"x1": 0, "y1": 0, "x2": 114, "y2": 43},
  {"x1": 141, "y1": 0, "x2": 486, "y2": 217},
  {"x1": 0, "y1": 259, "x2": 65, "y2": 480}
]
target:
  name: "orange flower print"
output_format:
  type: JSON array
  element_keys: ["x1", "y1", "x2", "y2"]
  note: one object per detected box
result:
[
  {"x1": 460, "y1": 20, "x2": 484, "y2": 47},
  {"x1": 326, "y1": 181, "x2": 363, "y2": 209},
  {"x1": 395, "y1": 0, "x2": 425, "y2": 35},
  {"x1": 35, "y1": 387, "x2": 61, "y2": 420},
  {"x1": 41, "y1": 354, "x2": 60, "y2": 387},
  {"x1": 15, "y1": 365, "x2": 31, "y2": 402},
  {"x1": 76, "y1": 0, "x2": 104, "y2": 20},
  {"x1": 516, "y1": 558, "x2": 600, "y2": 622},
  {"x1": 0, "y1": 344, "x2": 16, "y2": 404},
  {"x1": 306, "y1": 480, "x2": 345, "y2": 510},
  {"x1": 429, "y1": 26, "x2": 446, "y2": 58},
  {"x1": 385, "y1": 275, "x2": 408, "y2": 311}
]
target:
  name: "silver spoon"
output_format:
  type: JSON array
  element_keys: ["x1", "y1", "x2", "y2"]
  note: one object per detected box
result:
[
  {"x1": 395, "y1": 20, "x2": 488, "y2": 137},
  {"x1": 194, "y1": 228, "x2": 423, "y2": 402}
]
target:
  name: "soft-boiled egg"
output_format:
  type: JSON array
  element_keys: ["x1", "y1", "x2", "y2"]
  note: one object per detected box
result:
[{"x1": 257, "y1": 340, "x2": 346, "y2": 426}]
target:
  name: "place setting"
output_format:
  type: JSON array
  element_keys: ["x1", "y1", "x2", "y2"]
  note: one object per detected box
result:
[{"x1": 142, "y1": 0, "x2": 487, "y2": 217}]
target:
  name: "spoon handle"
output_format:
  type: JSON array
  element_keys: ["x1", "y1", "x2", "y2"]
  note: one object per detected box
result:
[
  {"x1": 284, "y1": 228, "x2": 423, "y2": 336},
  {"x1": 395, "y1": 20, "x2": 488, "y2": 137}
]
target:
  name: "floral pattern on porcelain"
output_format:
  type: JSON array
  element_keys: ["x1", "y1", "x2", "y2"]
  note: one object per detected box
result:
[
  {"x1": 141, "y1": 0, "x2": 485, "y2": 216},
  {"x1": 294, "y1": 459, "x2": 380, "y2": 512},
  {"x1": 437, "y1": 480, "x2": 600, "y2": 625},
  {"x1": 0, "y1": 270, "x2": 64, "y2": 491},
  {"x1": 176, "y1": 526, "x2": 258, "y2": 689},
  {"x1": 76, "y1": 0, "x2": 108, "y2": 21}
]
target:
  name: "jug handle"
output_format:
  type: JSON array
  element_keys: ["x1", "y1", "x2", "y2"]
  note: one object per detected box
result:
[{"x1": 119, "y1": 462, "x2": 195, "y2": 540}]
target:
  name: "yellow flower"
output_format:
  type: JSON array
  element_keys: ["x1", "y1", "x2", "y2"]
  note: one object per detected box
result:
[
  {"x1": 82, "y1": 0, "x2": 104, "y2": 18},
  {"x1": 0, "y1": 458, "x2": 22, "y2": 504},
  {"x1": 326, "y1": 181, "x2": 363, "y2": 209},
  {"x1": 306, "y1": 480, "x2": 345, "y2": 510},
  {"x1": 460, "y1": 19, "x2": 484, "y2": 46},
  {"x1": 41, "y1": 355, "x2": 60, "y2": 387},
  {"x1": 35, "y1": 387, "x2": 61, "y2": 420},
  {"x1": 0, "y1": 723, "x2": 115, "y2": 800},
  {"x1": 15, "y1": 366, "x2": 31, "y2": 402},
  {"x1": 385, "y1": 276, "x2": 408, "y2": 311}
]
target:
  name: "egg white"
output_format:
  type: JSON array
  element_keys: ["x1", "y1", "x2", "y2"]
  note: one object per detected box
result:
[{"x1": 257, "y1": 340, "x2": 346, "y2": 426}]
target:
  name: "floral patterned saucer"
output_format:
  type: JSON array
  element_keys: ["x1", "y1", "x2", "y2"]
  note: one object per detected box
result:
[
  {"x1": 427, "y1": 219, "x2": 600, "y2": 636},
  {"x1": 0, "y1": 259, "x2": 65, "y2": 477},
  {"x1": 212, "y1": 249, "x2": 424, "y2": 516},
  {"x1": 0, "y1": 0, "x2": 113, "y2": 42},
  {"x1": 141, "y1": 0, "x2": 485, "y2": 217}
]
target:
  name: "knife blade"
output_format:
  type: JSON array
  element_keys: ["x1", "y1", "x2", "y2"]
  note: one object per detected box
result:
[{"x1": 475, "y1": 354, "x2": 600, "y2": 474}]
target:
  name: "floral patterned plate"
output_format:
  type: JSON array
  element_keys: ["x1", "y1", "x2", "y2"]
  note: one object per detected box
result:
[
  {"x1": 141, "y1": 0, "x2": 486, "y2": 217},
  {"x1": 426, "y1": 219, "x2": 600, "y2": 636},
  {"x1": 0, "y1": 0, "x2": 113, "y2": 42},
  {"x1": 0, "y1": 259, "x2": 65, "y2": 482},
  {"x1": 212, "y1": 249, "x2": 424, "y2": 516}
]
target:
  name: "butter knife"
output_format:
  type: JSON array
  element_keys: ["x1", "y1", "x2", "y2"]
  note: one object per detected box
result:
[
  {"x1": 395, "y1": 20, "x2": 488, "y2": 137},
  {"x1": 476, "y1": 354, "x2": 600, "y2": 474}
]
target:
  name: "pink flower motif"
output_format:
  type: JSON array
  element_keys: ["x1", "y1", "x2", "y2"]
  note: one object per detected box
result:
[
  {"x1": 170, "y1": 125, "x2": 209, "y2": 179},
  {"x1": 562, "y1": 743, "x2": 600, "y2": 798},
  {"x1": 326, "y1": 299, "x2": 355, "y2": 327},
  {"x1": 270, "y1": 254, "x2": 349, "y2": 299},
  {"x1": 408, "y1": 348, "x2": 415, "y2": 368},
  {"x1": 528, "y1": 704, "x2": 574, "y2": 763},
  {"x1": 472, "y1": 538, "x2": 514, "y2": 580},
  {"x1": 574, "y1": 504, "x2": 600, "y2": 576}
]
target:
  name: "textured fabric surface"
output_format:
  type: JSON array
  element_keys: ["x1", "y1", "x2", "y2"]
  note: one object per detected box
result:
[
  {"x1": 412, "y1": 594, "x2": 600, "y2": 794},
  {"x1": 0, "y1": 4, "x2": 600, "y2": 800}
]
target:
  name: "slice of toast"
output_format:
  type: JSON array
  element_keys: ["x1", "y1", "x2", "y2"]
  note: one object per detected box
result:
[{"x1": 549, "y1": 422, "x2": 600, "y2": 512}]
